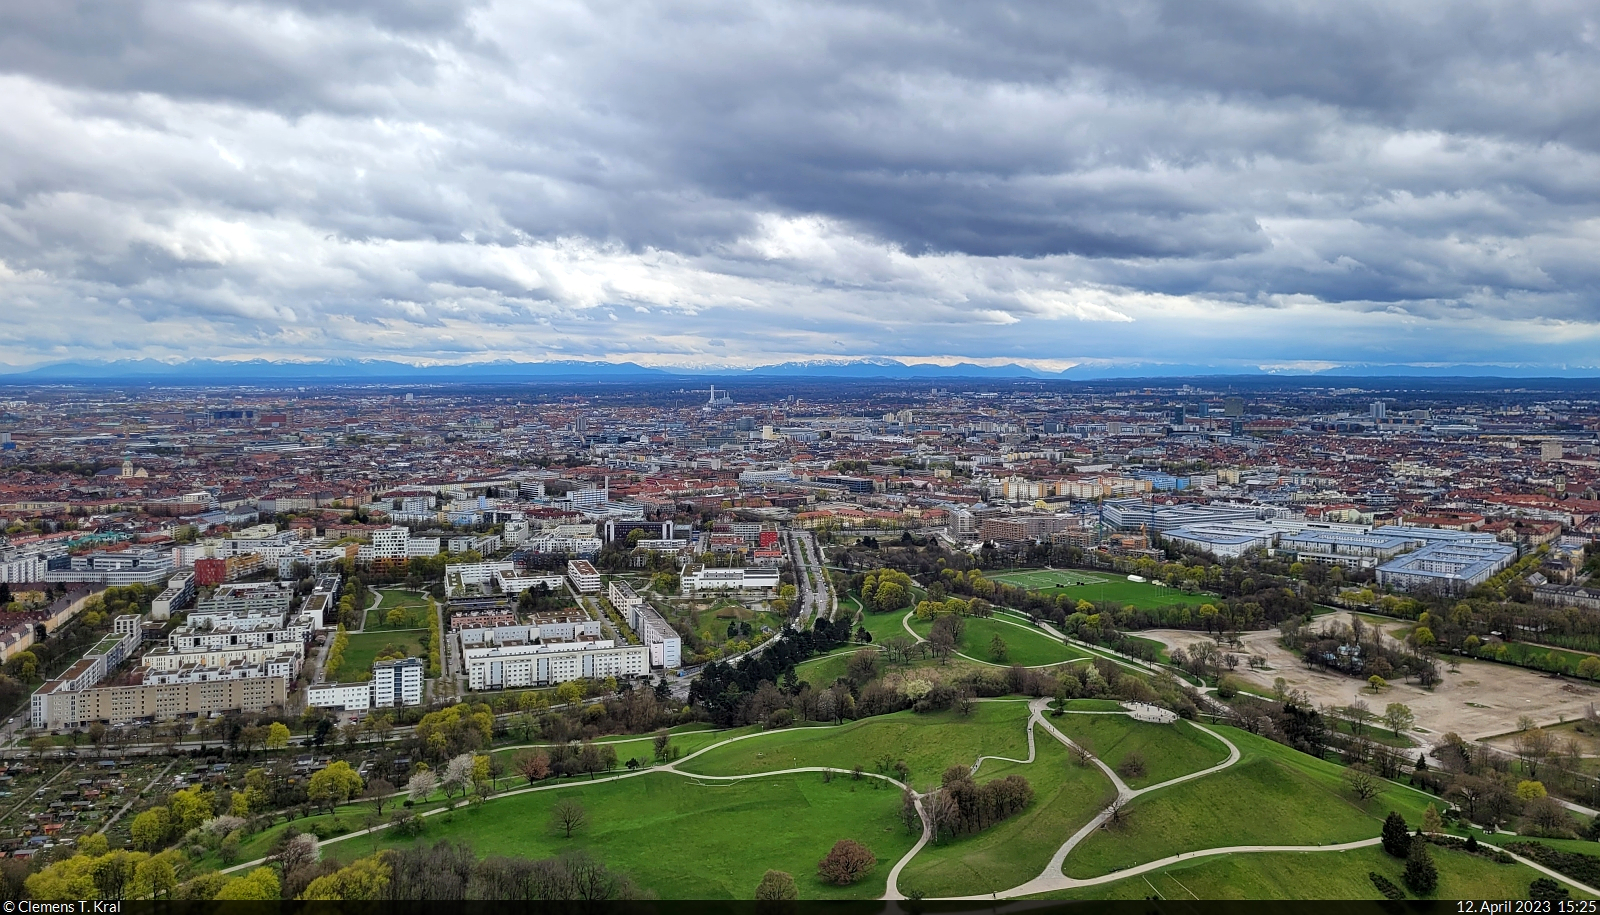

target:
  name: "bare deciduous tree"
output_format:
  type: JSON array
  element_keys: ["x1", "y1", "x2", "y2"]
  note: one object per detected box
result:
[
  {"x1": 549, "y1": 798, "x2": 587, "y2": 839},
  {"x1": 1345, "y1": 763, "x2": 1380, "y2": 801},
  {"x1": 1512, "y1": 727, "x2": 1555, "y2": 780}
]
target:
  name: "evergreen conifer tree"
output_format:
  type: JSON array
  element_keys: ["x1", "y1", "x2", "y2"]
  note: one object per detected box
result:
[{"x1": 1382, "y1": 811, "x2": 1412, "y2": 858}]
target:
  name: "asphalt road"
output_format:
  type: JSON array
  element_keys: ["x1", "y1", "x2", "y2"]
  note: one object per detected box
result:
[{"x1": 786, "y1": 529, "x2": 834, "y2": 629}]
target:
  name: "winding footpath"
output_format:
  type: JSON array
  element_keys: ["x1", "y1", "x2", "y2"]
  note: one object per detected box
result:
[
  {"x1": 218, "y1": 684, "x2": 1600, "y2": 902},
  {"x1": 222, "y1": 720, "x2": 918, "y2": 877},
  {"x1": 885, "y1": 696, "x2": 1600, "y2": 902}
]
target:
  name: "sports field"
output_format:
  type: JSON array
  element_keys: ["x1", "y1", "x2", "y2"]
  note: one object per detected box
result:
[{"x1": 989, "y1": 568, "x2": 1212, "y2": 610}]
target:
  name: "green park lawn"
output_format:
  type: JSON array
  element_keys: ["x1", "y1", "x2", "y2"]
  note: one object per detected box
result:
[
  {"x1": 1063, "y1": 726, "x2": 1436, "y2": 879},
  {"x1": 340, "y1": 629, "x2": 428, "y2": 674},
  {"x1": 322, "y1": 771, "x2": 917, "y2": 900},
  {"x1": 199, "y1": 789, "x2": 459, "y2": 872},
  {"x1": 1327, "y1": 717, "x2": 1416, "y2": 748},
  {"x1": 989, "y1": 568, "x2": 1213, "y2": 611},
  {"x1": 492, "y1": 724, "x2": 758, "y2": 768},
  {"x1": 1475, "y1": 639, "x2": 1600, "y2": 676},
  {"x1": 896, "y1": 730, "x2": 1116, "y2": 898},
  {"x1": 678, "y1": 703, "x2": 1033, "y2": 792},
  {"x1": 1048, "y1": 715, "x2": 1230, "y2": 789},
  {"x1": 1040, "y1": 843, "x2": 1579, "y2": 900},
  {"x1": 795, "y1": 650, "x2": 855, "y2": 690},
  {"x1": 368, "y1": 589, "x2": 434, "y2": 631},
  {"x1": 908, "y1": 614, "x2": 1088, "y2": 667},
  {"x1": 855, "y1": 605, "x2": 915, "y2": 642},
  {"x1": 1120, "y1": 634, "x2": 1172, "y2": 663}
]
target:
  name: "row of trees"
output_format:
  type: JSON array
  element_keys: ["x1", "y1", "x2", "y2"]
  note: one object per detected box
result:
[{"x1": 268, "y1": 839, "x2": 644, "y2": 901}]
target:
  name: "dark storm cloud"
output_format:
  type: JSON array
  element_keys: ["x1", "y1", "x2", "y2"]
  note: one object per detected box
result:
[
  {"x1": 0, "y1": 0, "x2": 1597, "y2": 369},
  {"x1": 0, "y1": 0, "x2": 475, "y2": 113}
]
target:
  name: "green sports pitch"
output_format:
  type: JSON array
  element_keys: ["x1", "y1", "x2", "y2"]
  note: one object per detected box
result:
[{"x1": 987, "y1": 568, "x2": 1212, "y2": 609}]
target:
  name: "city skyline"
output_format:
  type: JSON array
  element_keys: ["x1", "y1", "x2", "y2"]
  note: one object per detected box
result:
[{"x1": 3, "y1": 1, "x2": 1599, "y2": 374}]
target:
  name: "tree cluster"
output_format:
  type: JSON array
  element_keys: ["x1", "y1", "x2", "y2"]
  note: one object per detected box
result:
[{"x1": 925, "y1": 767, "x2": 1034, "y2": 839}]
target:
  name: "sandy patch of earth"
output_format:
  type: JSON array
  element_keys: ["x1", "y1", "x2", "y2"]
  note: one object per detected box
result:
[{"x1": 1140, "y1": 611, "x2": 1599, "y2": 743}]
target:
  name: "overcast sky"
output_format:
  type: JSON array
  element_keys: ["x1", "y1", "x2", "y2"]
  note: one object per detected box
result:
[{"x1": 1, "y1": 0, "x2": 1597, "y2": 372}]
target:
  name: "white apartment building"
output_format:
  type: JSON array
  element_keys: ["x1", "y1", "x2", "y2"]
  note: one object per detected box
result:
[
  {"x1": 169, "y1": 616, "x2": 309, "y2": 651},
  {"x1": 520, "y1": 534, "x2": 602, "y2": 555},
  {"x1": 308, "y1": 656, "x2": 424, "y2": 711},
  {"x1": 306, "y1": 681, "x2": 374, "y2": 712},
  {"x1": 446, "y1": 534, "x2": 502, "y2": 554},
  {"x1": 494, "y1": 572, "x2": 568, "y2": 596},
  {"x1": 151, "y1": 572, "x2": 196, "y2": 620},
  {"x1": 457, "y1": 618, "x2": 603, "y2": 647},
  {"x1": 634, "y1": 538, "x2": 690, "y2": 554},
  {"x1": 463, "y1": 640, "x2": 648, "y2": 690},
  {"x1": 0, "y1": 542, "x2": 68, "y2": 583},
  {"x1": 445, "y1": 560, "x2": 516, "y2": 594},
  {"x1": 276, "y1": 545, "x2": 352, "y2": 577},
  {"x1": 144, "y1": 656, "x2": 297, "y2": 684},
  {"x1": 191, "y1": 582, "x2": 296, "y2": 619},
  {"x1": 567, "y1": 560, "x2": 601, "y2": 593},
  {"x1": 680, "y1": 565, "x2": 781, "y2": 593},
  {"x1": 608, "y1": 579, "x2": 644, "y2": 614},
  {"x1": 356, "y1": 526, "x2": 442, "y2": 562},
  {"x1": 567, "y1": 487, "x2": 608, "y2": 512},
  {"x1": 628, "y1": 603, "x2": 682, "y2": 669},
  {"x1": 142, "y1": 641, "x2": 303, "y2": 676},
  {"x1": 372, "y1": 657, "x2": 424, "y2": 707},
  {"x1": 45, "y1": 549, "x2": 174, "y2": 587}
]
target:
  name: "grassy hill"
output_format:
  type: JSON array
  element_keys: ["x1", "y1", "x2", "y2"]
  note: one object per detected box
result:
[
  {"x1": 678, "y1": 702, "x2": 1033, "y2": 792},
  {"x1": 1064, "y1": 726, "x2": 1435, "y2": 879},
  {"x1": 322, "y1": 771, "x2": 916, "y2": 900}
]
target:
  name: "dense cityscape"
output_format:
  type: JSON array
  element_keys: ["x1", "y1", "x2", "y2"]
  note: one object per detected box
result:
[
  {"x1": 5, "y1": 0, "x2": 1598, "y2": 903},
  {"x1": 0, "y1": 377, "x2": 1591, "y2": 899}
]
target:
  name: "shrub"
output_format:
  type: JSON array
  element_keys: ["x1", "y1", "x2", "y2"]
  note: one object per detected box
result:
[
  {"x1": 817, "y1": 839, "x2": 877, "y2": 886},
  {"x1": 1116, "y1": 752, "x2": 1147, "y2": 780},
  {"x1": 754, "y1": 869, "x2": 798, "y2": 900},
  {"x1": 1529, "y1": 878, "x2": 1570, "y2": 901},
  {"x1": 1368, "y1": 872, "x2": 1404, "y2": 900},
  {"x1": 390, "y1": 810, "x2": 424, "y2": 838},
  {"x1": 1506, "y1": 842, "x2": 1600, "y2": 885}
]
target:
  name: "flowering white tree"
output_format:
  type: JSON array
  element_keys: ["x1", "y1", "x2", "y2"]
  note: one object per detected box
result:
[
  {"x1": 407, "y1": 769, "x2": 437, "y2": 803},
  {"x1": 442, "y1": 753, "x2": 475, "y2": 800}
]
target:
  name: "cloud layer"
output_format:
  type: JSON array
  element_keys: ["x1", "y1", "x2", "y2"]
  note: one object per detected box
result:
[{"x1": 2, "y1": 0, "x2": 1598, "y2": 371}]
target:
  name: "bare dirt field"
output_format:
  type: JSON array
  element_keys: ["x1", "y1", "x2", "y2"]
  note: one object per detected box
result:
[{"x1": 1140, "y1": 612, "x2": 1600, "y2": 744}]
